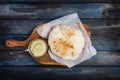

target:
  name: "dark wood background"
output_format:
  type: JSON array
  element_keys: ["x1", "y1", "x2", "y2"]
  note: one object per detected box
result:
[{"x1": 0, "y1": 0, "x2": 120, "y2": 80}]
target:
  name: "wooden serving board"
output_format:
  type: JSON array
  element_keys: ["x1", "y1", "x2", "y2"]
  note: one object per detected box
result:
[{"x1": 5, "y1": 23, "x2": 91, "y2": 66}]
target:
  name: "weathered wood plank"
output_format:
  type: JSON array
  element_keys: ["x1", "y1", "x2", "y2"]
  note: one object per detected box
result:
[
  {"x1": 0, "y1": 67, "x2": 120, "y2": 80},
  {"x1": 1, "y1": 34, "x2": 120, "y2": 50},
  {"x1": 0, "y1": 0, "x2": 119, "y2": 3},
  {"x1": 0, "y1": 19, "x2": 120, "y2": 34},
  {"x1": 0, "y1": 20, "x2": 46, "y2": 34},
  {"x1": 0, "y1": 19, "x2": 120, "y2": 50},
  {"x1": 0, "y1": 4, "x2": 119, "y2": 19},
  {"x1": 0, "y1": 51, "x2": 37, "y2": 66},
  {"x1": 0, "y1": 51, "x2": 120, "y2": 66}
]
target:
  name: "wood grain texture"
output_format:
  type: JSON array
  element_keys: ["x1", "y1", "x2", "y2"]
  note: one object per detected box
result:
[
  {"x1": 0, "y1": 51, "x2": 120, "y2": 66},
  {"x1": 0, "y1": 0, "x2": 119, "y2": 3},
  {"x1": 1, "y1": 34, "x2": 120, "y2": 51},
  {"x1": 0, "y1": 19, "x2": 120, "y2": 34},
  {"x1": 0, "y1": 3, "x2": 119, "y2": 19},
  {"x1": 0, "y1": 67, "x2": 120, "y2": 80},
  {"x1": 0, "y1": 1, "x2": 120, "y2": 79},
  {"x1": 0, "y1": 19, "x2": 120, "y2": 50}
]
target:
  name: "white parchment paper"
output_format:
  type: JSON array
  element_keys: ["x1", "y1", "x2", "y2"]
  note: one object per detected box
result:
[{"x1": 37, "y1": 13, "x2": 97, "y2": 68}]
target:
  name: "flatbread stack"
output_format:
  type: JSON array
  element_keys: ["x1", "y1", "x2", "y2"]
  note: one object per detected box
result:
[
  {"x1": 37, "y1": 13, "x2": 96, "y2": 68},
  {"x1": 48, "y1": 25, "x2": 85, "y2": 60}
]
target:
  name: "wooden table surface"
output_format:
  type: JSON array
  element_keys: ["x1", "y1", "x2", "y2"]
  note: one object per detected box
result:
[{"x1": 0, "y1": 0, "x2": 120, "y2": 80}]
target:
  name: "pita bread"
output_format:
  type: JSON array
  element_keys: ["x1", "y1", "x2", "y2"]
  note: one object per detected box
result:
[{"x1": 48, "y1": 25, "x2": 85, "y2": 60}]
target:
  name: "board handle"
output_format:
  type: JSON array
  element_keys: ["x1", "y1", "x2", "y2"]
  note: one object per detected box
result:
[{"x1": 6, "y1": 39, "x2": 26, "y2": 47}]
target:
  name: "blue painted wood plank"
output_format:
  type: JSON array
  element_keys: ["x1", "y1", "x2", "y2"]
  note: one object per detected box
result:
[
  {"x1": 0, "y1": 0, "x2": 119, "y2": 3},
  {"x1": 0, "y1": 3, "x2": 119, "y2": 19},
  {"x1": 1, "y1": 34, "x2": 120, "y2": 51},
  {"x1": 0, "y1": 19, "x2": 120, "y2": 34},
  {"x1": 0, "y1": 51, "x2": 120, "y2": 66},
  {"x1": 0, "y1": 67, "x2": 120, "y2": 80},
  {"x1": 0, "y1": 19, "x2": 120, "y2": 50}
]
